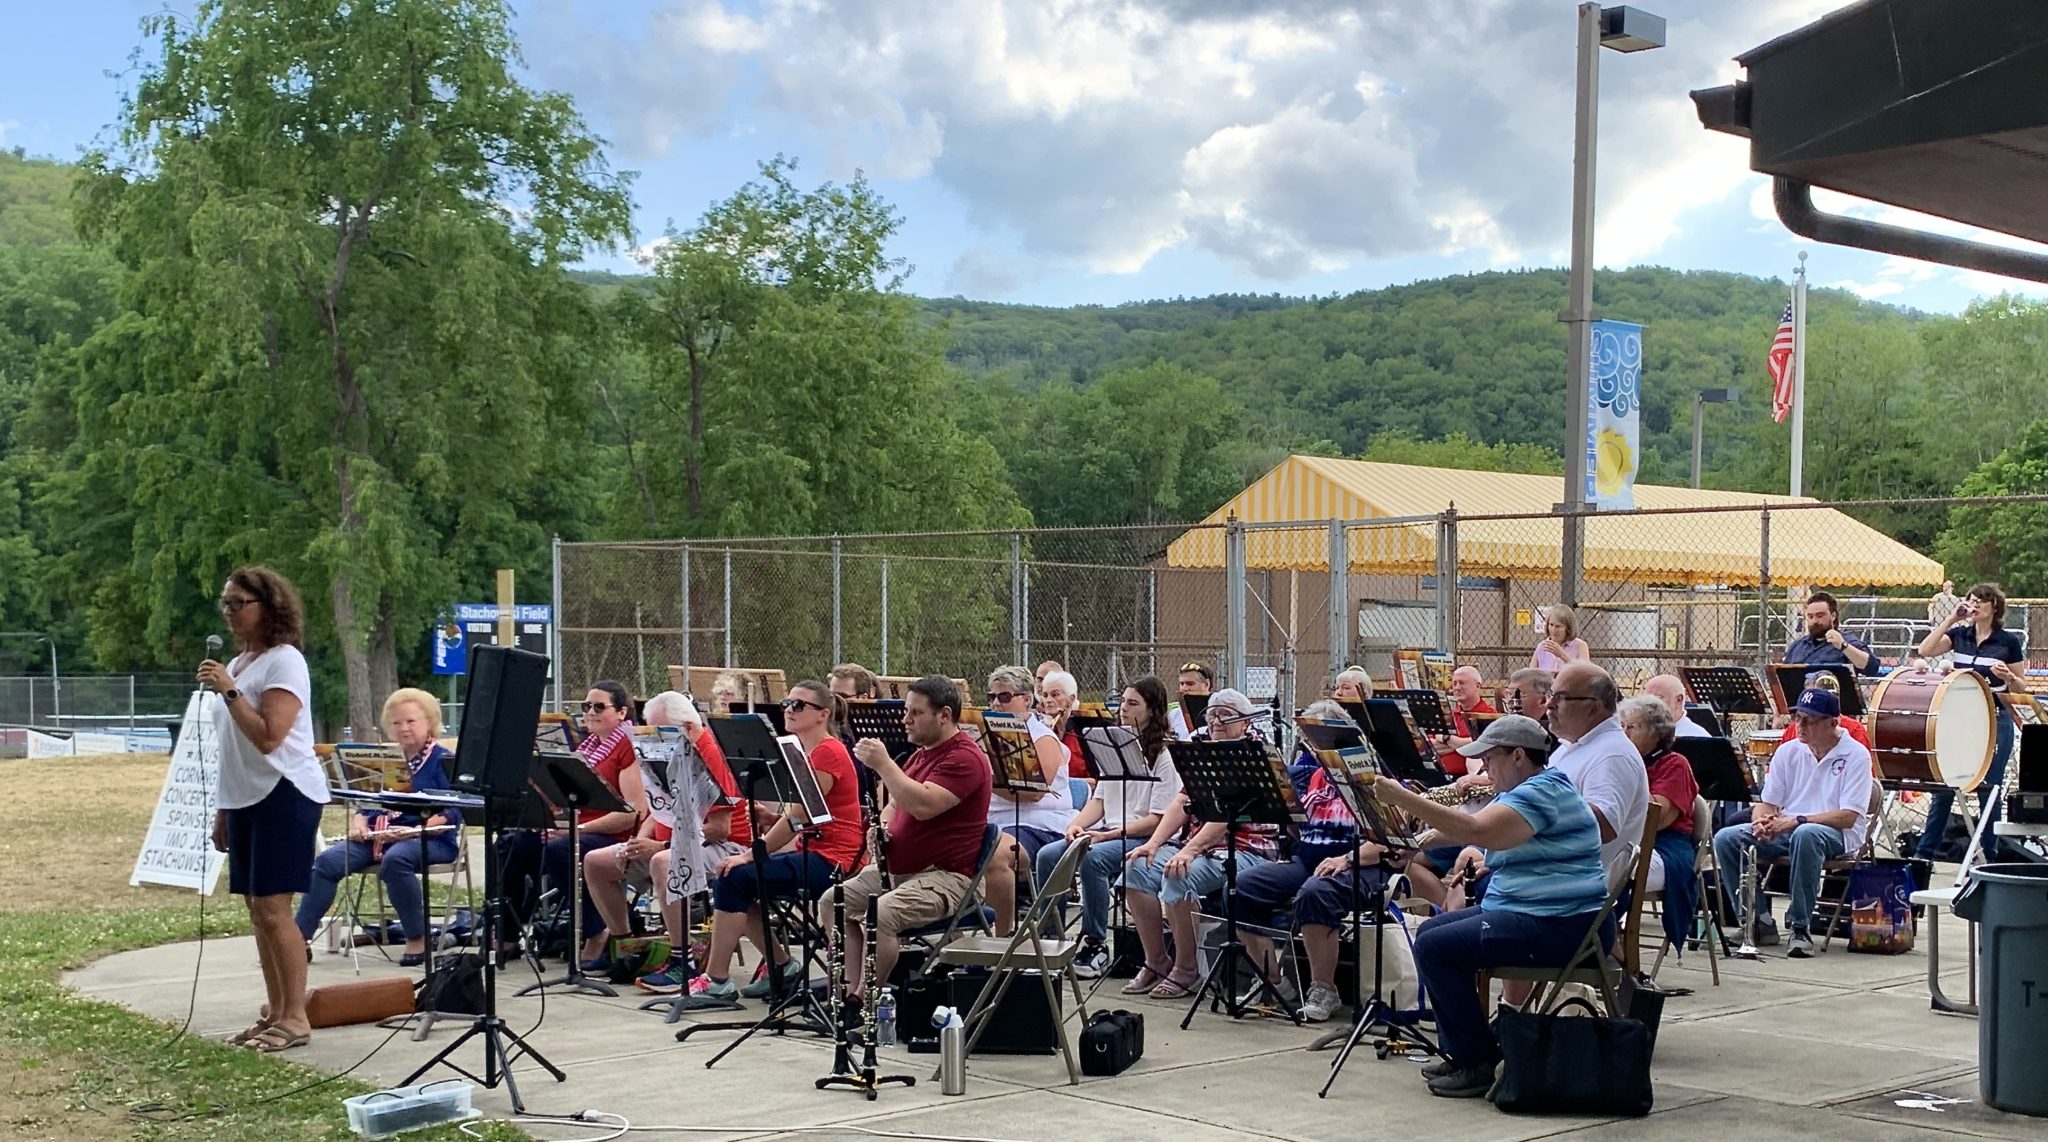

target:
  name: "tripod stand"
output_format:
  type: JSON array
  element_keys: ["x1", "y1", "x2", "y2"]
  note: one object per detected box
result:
[
  {"x1": 516, "y1": 752, "x2": 628, "y2": 998},
  {"x1": 1314, "y1": 834, "x2": 1436, "y2": 1094},
  {"x1": 403, "y1": 791, "x2": 566, "y2": 1114}
]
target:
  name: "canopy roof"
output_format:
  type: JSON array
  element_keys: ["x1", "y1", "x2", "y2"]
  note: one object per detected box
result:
[{"x1": 1165, "y1": 455, "x2": 1943, "y2": 588}]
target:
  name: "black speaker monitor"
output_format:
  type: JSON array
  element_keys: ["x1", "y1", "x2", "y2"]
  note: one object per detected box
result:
[{"x1": 455, "y1": 643, "x2": 550, "y2": 799}]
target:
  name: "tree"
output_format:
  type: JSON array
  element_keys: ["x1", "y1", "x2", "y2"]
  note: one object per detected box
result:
[
  {"x1": 61, "y1": 0, "x2": 632, "y2": 729},
  {"x1": 1934, "y1": 418, "x2": 2048, "y2": 597},
  {"x1": 1359, "y1": 429, "x2": 1563, "y2": 475}
]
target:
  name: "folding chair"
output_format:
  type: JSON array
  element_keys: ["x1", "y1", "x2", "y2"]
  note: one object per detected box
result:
[
  {"x1": 1481, "y1": 842, "x2": 1639, "y2": 1017},
  {"x1": 900, "y1": 823, "x2": 1001, "y2": 960},
  {"x1": 1767, "y1": 779, "x2": 1883, "y2": 952},
  {"x1": 1647, "y1": 796, "x2": 1722, "y2": 986},
  {"x1": 930, "y1": 835, "x2": 1094, "y2": 1085}
]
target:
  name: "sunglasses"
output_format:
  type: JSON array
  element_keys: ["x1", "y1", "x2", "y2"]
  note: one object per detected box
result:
[
  {"x1": 581, "y1": 701, "x2": 613, "y2": 713},
  {"x1": 988, "y1": 691, "x2": 1024, "y2": 705},
  {"x1": 781, "y1": 697, "x2": 825, "y2": 712},
  {"x1": 1179, "y1": 663, "x2": 1212, "y2": 676}
]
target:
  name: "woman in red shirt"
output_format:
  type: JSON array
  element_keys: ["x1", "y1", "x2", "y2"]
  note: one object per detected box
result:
[{"x1": 693, "y1": 680, "x2": 864, "y2": 1001}]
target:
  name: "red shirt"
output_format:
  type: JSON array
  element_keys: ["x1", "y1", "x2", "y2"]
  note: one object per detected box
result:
[
  {"x1": 1437, "y1": 698, "x2": 1497, "y2": 777},
  {"x1": 887, "y1": 731, "x2": 993, "y2": 879},
  {"x1": 803, "y1": 738, "x2": 864, "y2": 871},
  {"x1": 576, "y1": 724, "x2": 637, "y2": 840},
  {"x1": 1063, "y1": 730, "x2": 1088, "y2": 779},
  {"x1": 696, "y1": 728, "x2": 752, "y2": 848},
  {"x1": 1644, "y1": 748, "x2": 1701, "y2": 837}
]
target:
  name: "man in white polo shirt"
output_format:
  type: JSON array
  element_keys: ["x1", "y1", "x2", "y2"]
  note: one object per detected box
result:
[
  {"x1": 1644, "y1": 674, "x2": 1711, "y2": 739},
  {"x1": 1547, "y1": 663, "x2": 1650, "y2": 878},
  {"x1": 1710, "y1": 687, "x2": 1872, "y2": 958}
]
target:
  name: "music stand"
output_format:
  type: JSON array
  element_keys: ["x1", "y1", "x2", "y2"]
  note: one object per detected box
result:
[
  {"x1": 515, "y1": 751, "x2": 629, "y2": 999},
  {"x1": 1680, "y1": 666, "x2": 1772, "y2": 718},
  {"x1": 1360, "y1": 700, "x2": 1450, "y2": 788},
  {"x1": 1770, "y1": 663, "x2": 1865, "y2": 717},
  {"x1": 1166, "y1": 737, "x2": 1305, "y2": 1028},
  {"x1": 679, "y1": 714, "x2": 839, "y2": 1062},
  {"x1": 733, "y1": 701, "x2": 789, "y2": 735},
  {"x1": 1674, "y1": 737, "x2": 1755, "y2": 803},
  {"x1": 982, "y1": 711, "x2": 1051, "y2": 795},
  {"x1": 1684, "y1": 703, "x2": 1726, "y2": 738},
  {"x1": 1179, "y1": 693, "x2": 1211, "y2": 734},
  {"x1": 1387, "y1": 689, "x2": 1453, "y2": 737},
  {"x1": 844, "y1": 700, "x2": 913, "y2": 762},
  {"x1": 1076, "y1": 723, "x2": 1158, "y2": 982}
]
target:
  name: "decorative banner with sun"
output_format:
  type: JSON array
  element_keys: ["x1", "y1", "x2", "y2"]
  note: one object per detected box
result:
[{"x1": 1586, "y1": 320, "x2": 1643, "y2": 510}]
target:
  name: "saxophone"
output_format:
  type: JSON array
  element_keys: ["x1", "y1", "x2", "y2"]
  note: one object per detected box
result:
[{"x1": 1422, "y1": 678, "x2": 1522, "y2": 807}]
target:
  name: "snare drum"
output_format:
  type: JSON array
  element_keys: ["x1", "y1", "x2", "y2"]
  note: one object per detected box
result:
[
  {"x1": 1745, "y1": 729, "x2": 1780, "y2": 763},
  {"x1": 1868, "y1": 668, "x2": 1996, "y2": 791}
]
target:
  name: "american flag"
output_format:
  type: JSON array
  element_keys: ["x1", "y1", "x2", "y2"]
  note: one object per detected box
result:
[{"x1": 1767, "y1": 301, "x2": 1796, "y2": 423}]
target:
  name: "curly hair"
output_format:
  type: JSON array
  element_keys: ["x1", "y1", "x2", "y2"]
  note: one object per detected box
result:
[{"x1": 227, "y1": 565, "x2": 305, "y2": 650}]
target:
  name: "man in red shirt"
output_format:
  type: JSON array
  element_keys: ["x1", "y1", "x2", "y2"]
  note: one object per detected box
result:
[
  {"x1": 845, "y1": 676, "x2": 993, "y2": 996},
  {"x1": 1435, "y1": 666, "x2": 1497, "y2": 778}
]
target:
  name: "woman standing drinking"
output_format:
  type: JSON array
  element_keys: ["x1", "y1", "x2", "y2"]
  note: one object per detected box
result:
[
  {"x1": 1915, "y1": 583, "x2": 2028, "y2": 861},
  {"x1": 199, "y1": 567, "x2": 328, "y2": 1053}
]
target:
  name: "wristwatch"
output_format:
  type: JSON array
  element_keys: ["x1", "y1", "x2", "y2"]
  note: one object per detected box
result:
[
  {"x1": 222, "y1": 688, "x2": 240, "y2": 704},
  {"x1": 1795, "y1": 814, "x2": 1808, "y2": 827}
]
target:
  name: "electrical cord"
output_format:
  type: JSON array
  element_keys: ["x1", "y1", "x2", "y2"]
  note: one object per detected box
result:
[{"x1": 157, "y1": 688, "x2": 216, "y2": 1052}]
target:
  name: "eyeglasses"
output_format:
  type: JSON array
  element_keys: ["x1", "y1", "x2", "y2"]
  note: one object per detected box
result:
[
  {"x1": 988, "y1": 691, "x2": 1022, "y2": 705},
  {"x1": 781, "y1": 697, "x2": 825, "y2": 712},
  {"x1": 217, "y1": 596, "x2": 256, "y2": 613},
  {"x1": 581, "y1": 701, "x2": 613, "y2": 713}
]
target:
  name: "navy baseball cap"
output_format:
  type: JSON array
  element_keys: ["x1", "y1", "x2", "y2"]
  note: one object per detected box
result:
[{"x1": 1793, "y1": 687, "x2": 1840, "y2": 718}]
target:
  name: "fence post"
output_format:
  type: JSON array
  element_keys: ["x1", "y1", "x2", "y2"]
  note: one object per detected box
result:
[
  {"x1": 831, "y1": 536, "x2": 843, "y2": 665},
  {"x1": 680, "y1": 542, "x2": 693, "y2": 680},
  {"x1": 1758, "y1": 508, "x2": 1773, "y2": 676},
  {"x1": 1436, "y1": 509, "x2": 1460, "y2": 655},
  {"x1": 128, "y1": 674, "x2": 137, "y2": 735},
  {"x1": 1010, "y1": 532, "x2": 1024, "y2": 664},
  {"x1": 1020, "y1": 536, "x2": 1033, "y2": 666},
  {"x1": 1225, "y1": 514, "x2": 1246, "y2": 691},
  {"x1": 879, "y1": 555, "x2": 890, "y2": 675},
  {"x1": 550, "y1": 534, "x2": 563, "y2": 713},
  {"x1": 1147, "y1": 567, "x2": 1159, "y2": 679},
  {"x1": 1327, "y1": 519, "x2": 1348, "y2": 684},
  {"x1": 723, "y1": 548, "x2": 734, "y2": 668}
]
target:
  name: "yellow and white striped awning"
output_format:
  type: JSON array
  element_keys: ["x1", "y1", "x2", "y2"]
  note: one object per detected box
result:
[{"x1": 1165, "y1": 455, "x2": 1944, "y2": 588}]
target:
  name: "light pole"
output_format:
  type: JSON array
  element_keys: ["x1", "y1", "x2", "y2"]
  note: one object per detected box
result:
[
  {"x1": 1690, "y1": 388, "x2": 1734, "y2": 488},
  {"x1": 1561, "y1": 4, "x2": 1665, "y2": 606},
  {"x1": 0, "y1": 632, "x2": 58, "y2": 724}
]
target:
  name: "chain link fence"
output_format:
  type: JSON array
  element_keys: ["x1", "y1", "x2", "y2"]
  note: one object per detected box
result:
[
  {"x1": 0, "y1": 673, "x2": 197, "y2": 731},
  {"x1": 557, "y1": 495, "x2": 2045, "y2": 711}
]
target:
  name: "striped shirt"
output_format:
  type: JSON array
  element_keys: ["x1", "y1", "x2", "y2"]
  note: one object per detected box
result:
[
  {"x1": 1482, "y1": 768, "x2": 1608, "y2": 918},
  {"x1": 1946, "y1": 625, "x2": 2026, "y2": 693}
]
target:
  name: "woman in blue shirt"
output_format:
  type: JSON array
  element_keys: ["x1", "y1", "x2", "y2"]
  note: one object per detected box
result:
[
  {"x1": 1367, "y1": 714, "x2": 1610, "y2": 1099},
  {"x1": 1914, "y1": 582, "x2": 2029, "y2": 860},
  {"x1": 294, "y1": 688, "x2": 462, "y2": 967}
]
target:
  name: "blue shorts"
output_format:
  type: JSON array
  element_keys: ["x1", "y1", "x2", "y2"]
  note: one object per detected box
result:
[{"x1": 226, "y1": 779, "x2": 323, "y2": 897}]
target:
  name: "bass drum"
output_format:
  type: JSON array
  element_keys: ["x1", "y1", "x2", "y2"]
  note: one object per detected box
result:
[{"x1": 1868, "y1": 669, "x2": 1995, "y2": 791}]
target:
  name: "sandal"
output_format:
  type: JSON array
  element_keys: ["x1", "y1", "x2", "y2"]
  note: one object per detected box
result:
[
  {"x1": 1148, "y1": 968, "x2": 1202, "y2": 999},
  {"x1": 1121, "y1": 963, "x2": 1172, "y2": 995},
  {"x1": 226, "y1": 1017, "x2": 273, "y2": 1046},
  {"x1": 244, "y1": 1025, "x2": 311, "y2": 1053}
]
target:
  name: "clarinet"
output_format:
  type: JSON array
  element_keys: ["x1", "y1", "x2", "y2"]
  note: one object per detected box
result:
[
  {"x1": 857, "y1": 890, "x2": 883, "y2": 1085},
  {"x1": 830, "y1": 880, "x2": 853, "y2": 1074}
]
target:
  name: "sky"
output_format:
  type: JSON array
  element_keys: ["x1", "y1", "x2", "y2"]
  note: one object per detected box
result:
[{"x1": 4, "y1": 0, "x2": 2045, "y2": 313}]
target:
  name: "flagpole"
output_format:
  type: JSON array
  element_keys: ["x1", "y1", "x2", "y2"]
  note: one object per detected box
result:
[{"x1": 1789, "y1": 250, "x2": 1807, "y2": 496}]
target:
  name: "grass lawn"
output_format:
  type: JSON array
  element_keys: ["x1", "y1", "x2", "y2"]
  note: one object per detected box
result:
[{"x1": 0, "y1": 752, "x2": 524, "y2": 1141}]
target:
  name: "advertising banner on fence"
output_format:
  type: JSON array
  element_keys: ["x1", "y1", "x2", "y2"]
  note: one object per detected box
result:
[
  {"x1": 130, "y1": 690, "x2": 227, "y2": 893},
  {"x1": 1586, "y1": 319, "x2": 1643, "y2": 511},
  {"x1": 26, "y1": 730, "x2": 71, "y2": 758}
]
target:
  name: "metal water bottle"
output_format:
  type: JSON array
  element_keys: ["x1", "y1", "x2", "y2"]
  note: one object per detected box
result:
[
  {"x1": 935, "y1": 1006, "x2": 966, "y2": 1095},
  {"x1": 876, "y1": 986, "x2": 897, "y2": 1047}
]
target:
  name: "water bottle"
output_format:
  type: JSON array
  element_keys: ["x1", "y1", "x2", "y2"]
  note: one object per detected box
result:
[
  {"x1": 875, "y1": 986, "x2": 897, "y2": 1047},
  {"x1": 935, "y1": 1006, "x2": 966, "y2": 1095},
  {"x1": 341, "y1": 724, "x2": 355, "y2": 744}
]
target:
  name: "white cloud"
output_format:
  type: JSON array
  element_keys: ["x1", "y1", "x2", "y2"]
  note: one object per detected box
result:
[
  {"x1": 524, "y1": 1, "x2": 1884, "y2": 280},
  {"x1": 0, "y1": 119, "x2": 18, "y2": 147}
]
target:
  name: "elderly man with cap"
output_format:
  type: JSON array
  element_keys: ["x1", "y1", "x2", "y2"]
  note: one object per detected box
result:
[
  {"x1": 1711, "y1": 686, "x2": 1872, "y2": 958},
  {"x1": 1369, "y1": 715, "x2": 1612, "y2": 1098}
]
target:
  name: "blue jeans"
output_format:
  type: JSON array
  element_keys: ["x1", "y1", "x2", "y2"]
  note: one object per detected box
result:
[
  {"x1": 1413, "y1": 906, "x2": 1609, "y2": 1068},
  {"x1": 1034, "y1": 834, "x2": 1140, "y2": 941},
  {"x1": 1712, "y1": 821, "x2": 1846, "y2": 932},
  {"x1": 1118, "y1": 843, "x2": 1271, "y2": 907},
  {"x1": 294, "y1": 834, "x2": 459, "y2": 942},
  {"x1": 1915, "y1": 704, "x2": 2014, "y2": 860}
]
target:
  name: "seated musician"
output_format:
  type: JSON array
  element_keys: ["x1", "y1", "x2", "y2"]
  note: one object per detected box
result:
[
  {"x1": 1369, "y1": 716, "x2": 1613, "y2": 1098},
  {"x1": 1432, "y1": 666, "x2": 1496, "y2": 777},
  {"x1": 1618, "y1": 695, "x2": 1701, "y2": 950},
  {"x1": 1167, "y1": 661, "x2": 1214, "y2": 740},
  {"x1": 1036, "y1": 659, "x2": 1065, "y2": 684},
  {"x1": 1711, "y1": 687, "x2": 1872, "y2": 958},
  {"x1": 1547, "y1": 663, "x2": 1648, "y2": 876},
  {"x1": 1782, "y1": 590, "x2": 1880, "y2": 675},
  {"x1": 1331, "y1": 666, "x2": 1374, "y2": 702},
  {"x1": 1119, "y1": 688, "x2": 1279, "y2": 1000},
  {"x1": 828, "y1": 662, "x2": 881, "y2": 701},
  {"x1": 1034, "y1": 675, "x2": 1183, "y2": 979},
  {"x1": 709, "y1": 670, "x2": 746, "y2": 711},
  {"x1": 495, "y1": 681, "x2": 646, "y2": 959},
  {"x1": 1643, "y1": 674, "x2": 1710, "y2": 739},
  {"x1": 1774, "y1": 671, "x2": 1870, "y2": 749},
  {"x1": 840, "y1": 676, "x2": 993, "y2": 998},
  {"x1": 1913, "y1": 582, "x2": 2026, "y2": 862},
  {"x1": 1235, "y1": 698, "x2": 1389, "y2": 1023},
  {"x1": 293, "y1": 688, "x2": 460, "y2": 966},
  {"x1": 693, "y1": 680, "x2": 865, "y2": 1000},
  {"x1": 1504, "y1": 667, "x2": 1554, "y2": 726},
  {"x1": 579, "y1": 690, "x2": 747, "y2": 987},
  {"x1": 1531, "y1": 604, "x2": 1592, "y2": 672},
  {"x1": 981, "y1": 665, "x2": 1077, "y2": 937},
  {"x1": 1039, "y1": 668, "x2": 1091, "y2": 780}
]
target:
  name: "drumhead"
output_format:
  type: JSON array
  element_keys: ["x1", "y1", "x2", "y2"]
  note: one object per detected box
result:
[{"x1": 1931, "y1": 671, "x2": 1994, "y2": 791}]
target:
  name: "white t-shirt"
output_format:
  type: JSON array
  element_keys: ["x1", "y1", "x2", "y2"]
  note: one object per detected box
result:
[
  {"x1": 1674, "y1": 715, "x2": 1711, "y2": 739},
  {"x1": 1760, "y1": 732, "x2": 1873, "y2": 853},
  {"x1": 1095, "y1": 747, "x2": 1183, "y2": 832},
  {"x1": 1548, "y1": 715, "x2": 1649, "y2": 873},
  {"x1": 989, "y1": 714, "x2": 1075, "y2": 833},
  {"x1": 212, "y1": 644, "x2": 328, "y2": 810},
  {"x1": 1166, "y1": 706, "x2": 1194, "y2": 741}
]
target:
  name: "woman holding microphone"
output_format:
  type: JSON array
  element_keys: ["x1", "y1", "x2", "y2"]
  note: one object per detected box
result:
[{"x1": 199, "y1": 566, "x2": 328, "y2": 1054}]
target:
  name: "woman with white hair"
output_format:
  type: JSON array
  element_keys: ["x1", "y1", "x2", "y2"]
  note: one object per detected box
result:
[
  {"x1": 642, "y1": 689, "x2": 701, "y2": 730},
  {"x1": 1331, "y1": 667, "x2": 1374, "y2": 703},
  {"x1": 1617, "y1": 692, "x2": 1700, "y2": 941},
  {"x1": 1532, "y1": 605, "x2": 1591, "y2": 673},
  {"x1": 981, "y1": 664, "x2": 1076, "y2": 937}
]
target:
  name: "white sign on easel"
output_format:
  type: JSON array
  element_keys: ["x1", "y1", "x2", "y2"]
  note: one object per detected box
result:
[{"x1": 130, "y1": 690, "x2": 228, "y2": 893}]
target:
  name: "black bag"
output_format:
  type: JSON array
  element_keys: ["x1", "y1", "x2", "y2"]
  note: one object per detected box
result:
[
  {"x1": 415, "y1": 952, "x2": 487, "y2": 1016},
  {"x1": 1624, "y1": 978, "x2": 1667, "y2": 1059},
  {"x1": 899, "y1": 968, "x2": 952, "y2": 1054},
  {"x1": 1491, "y1": 997, "x2": 1653, "y2": 1117},
  {"x1": 1080, "y1": 1008, "x2": 1145, "y2": 1076}
]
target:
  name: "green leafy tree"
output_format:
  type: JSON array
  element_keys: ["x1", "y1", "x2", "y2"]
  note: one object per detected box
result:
[
  {"x1": 1359, "y1": 428, "x2": 1563, "y2": 475},
  {"x1": 56, "y1": 0, "x2": 632, "y2": 729},
  {"x1": 1934, "y1": 418, "x2": 2048, "y2": 596}
]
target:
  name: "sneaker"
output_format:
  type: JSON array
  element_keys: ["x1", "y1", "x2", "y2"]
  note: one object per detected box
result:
[
  {"x1": 1420, "y1": 1057, "x2": 1458, "y2": 1080},
  {"x1": 1786, "y1": 927, "x2": 1815, "y2": 959},
  {"x1": 635, "y1": 970, "x2": 683, "y2": 995},
  {"x1": 1752, "y1": 917, "x2": 1781, "y2": 947},
  {"x1": 741, "y1": 957, "x2": 802, "y2": 998},
  {"x1": 1072, "y1": 939, "x2": 1110, "y2": 980},
  {"x1": 689, "y1": 975, "x2": 739, "y2": 1001},
  {"x1": 1427, "y1": 1062, "x2": 1498, "y2": 1099},
  {"x1": 1300, "y1": 981, "x2": 1342, "y2": 1024}
]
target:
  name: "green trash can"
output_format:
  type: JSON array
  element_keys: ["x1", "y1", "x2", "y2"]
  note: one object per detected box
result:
[{"x1": 1952, "y1": 863, "x2": 2048, "y2": 1117}]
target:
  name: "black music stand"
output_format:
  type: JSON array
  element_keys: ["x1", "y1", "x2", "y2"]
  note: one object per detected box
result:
[
  {"x1": 1675, "y1": 737, "x2": 1755, "y2": 803},
  {"x1": 679, "y1": 714, "x2": 840, "y2": 1062},
  {"x1": 515, "y1": 752, "x2": 629, "y2": 999},
  {"x1": 1166, "y1": 737, "x2": 1305, "y2": 1027},
  {"x1": 1684, "y1": 703, "x2": 1726, "y2": 738},
  {"x1": 733, "y1": 701, "x2": 789, "y2": 735},
  {"x1": 1387, "y1": 689, "x2": 1454, "y2": 737},
  {"x1": 1075, "y1": 723, "x2": 1159, "y2": 978},
  {"x1": 1771, "y1": 663, "x2": 1865, "y2": 716},
  {"x1": 1360, "y1": 699, "x2": 1451, "y2": 788},
  {"x1": 1180, "y1": 693, "x2": 1211, "y2": 734},
  {"x1": 1680, "y1": 666, "x2": 1773, "y2": 719}
]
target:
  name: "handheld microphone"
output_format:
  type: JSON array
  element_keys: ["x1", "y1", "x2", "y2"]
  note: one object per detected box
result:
[{"x1": 203, "y1": 635, "x2": 223, "y2": 692}]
